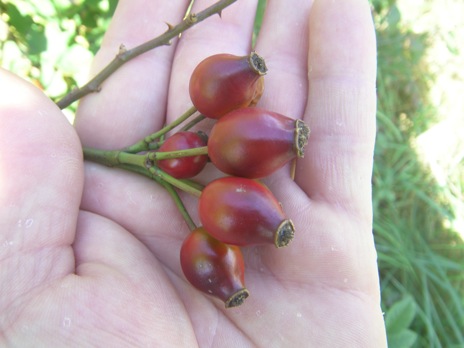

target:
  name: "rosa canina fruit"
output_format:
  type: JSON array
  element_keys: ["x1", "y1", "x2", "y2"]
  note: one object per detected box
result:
[
  {"x1": 207, "y1": 107, "x2": 310, "y2": 178},
  {"x1": 156, "y1": 131, "x2": 208, "y2": 179},
  {"x1": 189, "y1": 52, "x2": 267, "y2": 119},
  {"x1": 199, "y1": 176, "x2": 295, "y2": 248},
  {"x1": 180, "y1": 226, "x2": 249, "y2": 308}
]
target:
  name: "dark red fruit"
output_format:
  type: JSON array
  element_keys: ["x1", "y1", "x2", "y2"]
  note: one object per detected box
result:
[
  {"x1": 180, "y1": 227, "x2": 249, "y2": 308},
  {"x1": 189, "y1": 52, "x2": 267, "y2": 119},
  {"x1": 207, "y1": 107, "x2": 310, "y2": 178},
  {"x1": 156, "y1": 131, "x2": 208, "y2": 179},
  {"x1": 199, "y1": 177, "x2": 295, "y2": 248}
]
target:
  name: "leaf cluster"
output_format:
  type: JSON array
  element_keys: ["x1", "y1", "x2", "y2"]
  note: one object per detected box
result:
[{"x1": 0, "y1": 0, "x2": 116, "y2": 105}]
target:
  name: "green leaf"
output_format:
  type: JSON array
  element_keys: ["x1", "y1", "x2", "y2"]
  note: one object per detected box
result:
[
  {"x1": 108, "y1": 0, "x2": 118, "y2": 16},
  {"x1": 386, "y1": 4, "x2": 401, "y2": 27},
  {"x1": 26, "y1": 23, "x2": 47, "y2": 55},
  {"x1": 5, "y1": 3, "x2": 33, "y2": 39},
  {"x1": 387, "y1": 329, "x2": 418, "y2": 348},
  {"x1": 385, "y1": 295, "x2": 417, "y2": 334}
]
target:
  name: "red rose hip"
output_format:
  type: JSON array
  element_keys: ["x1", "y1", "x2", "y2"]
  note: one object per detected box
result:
[
  {"x1": 156, "y1": 131, "x2": 208, "y2": 179},
  {"x1": 180, "y1": 227, "x2": 249, "y2": 308},
  {"x1": 208, "y1": 107, "x2": 310, "y2": 178},
  {"x1": 199, "y1": 177, "x2": 295, "y2": 248},
  {"x1": 189, "y1": 52, "x2": 267, "y2": 119}
]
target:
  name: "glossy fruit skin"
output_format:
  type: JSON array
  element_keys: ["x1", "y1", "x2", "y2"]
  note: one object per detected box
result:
[
  {"x1": 199, "y1": 177, "x2": 294, "y2": 247},
  {"x1": 189, "y1": 53, "x2": 267, "y2": 119},
  {"x1": 156, "y1": 131, "x2": 208, "y2": 179},
  {"x1": 180, "y1": 227, "x2": 248, "y2": 307},
  {"x1": 208, "y1": 107, "x2": 305, "y2": 178}
]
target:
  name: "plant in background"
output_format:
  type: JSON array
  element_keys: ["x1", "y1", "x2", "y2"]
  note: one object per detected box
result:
[
  {"x1": 384, "y1": 296, "x2": 418, "y2": 348},
  {"x1": 372, "y1": 0, "x2": 464, "y2": 346}
]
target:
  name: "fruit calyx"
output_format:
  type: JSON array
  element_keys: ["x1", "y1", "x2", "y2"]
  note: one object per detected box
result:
[
  {"x1": 249, "y1": 51, "x2": 268, "y2": 76},
  {"x1": 275, "y1": 219, "x2": 295, "y2": 248},
  {"x1": 295, "y1": 119, "x2": 310, "y2": 158},
  {"x1": 225, "y1": 288, "x2": 250, "y2": 308}
]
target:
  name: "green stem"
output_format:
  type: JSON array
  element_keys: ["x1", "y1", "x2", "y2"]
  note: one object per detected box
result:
[
  {"x1": 158, "y1": 180, "x2": 197, "y2": 231},
  {"x1": 180, "y1": 114, "x2": 206, "y2": 131},
  {"x1": 122, "y1": 106, "x2": 198, "y2": 153},
  {"x1": 83, "y1": 146, "x2": 204, "y2": 199},
  {"x1": 149, "y1": 167, "x2": 202, "y2": 197},
  {"x1": 178, "y1": 178, "x2": 205, "y2": 193},
  {"x1": 83, "y1": 147, "x2": 120, "y2": 167},
  {"x1": 117, "y1": 164, "x2": 197, "y2": 231},
  {"x1": 83, "y1": 147, "x2": 147, "y2": 169},
  {"x1": 117, "y1": 163, "x2": 153, "y2": 180},
  {"x1": 150, "y1": 146, "x2": 208, "y2": 160}
]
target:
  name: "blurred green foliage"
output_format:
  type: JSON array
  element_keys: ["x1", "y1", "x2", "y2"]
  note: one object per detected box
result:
[
  {"x1": 371, "y1": 0, "x2": 464, "y2": 347},
  {"x1": 0, "y1": 0, "x2": 116, "y2": 105}
]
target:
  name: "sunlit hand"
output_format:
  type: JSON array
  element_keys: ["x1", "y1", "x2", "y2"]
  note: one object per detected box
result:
[{"x1": 0, "y1": 0, "x2": 387, "y2": 346}]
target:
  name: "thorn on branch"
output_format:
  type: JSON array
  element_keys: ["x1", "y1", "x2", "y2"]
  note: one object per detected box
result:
[
  {"x1": 165, "y1": 22, "x2": 174, "y2": 31},
  {"x1": 55, "y1": 0, "x2": 238, "y2": 110}
]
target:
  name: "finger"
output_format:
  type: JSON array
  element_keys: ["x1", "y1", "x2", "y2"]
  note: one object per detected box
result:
[
  {"x1": 0, "y1": 69, "x2": 83, "y2": 295},
  {"x1": 247, "y1": 0, "x2": 380, "y2": 296},
  {"x1": 166, "y1": 0, "x2": 259, "y2": 121},
  {"x1": 253, "y1": 0, "x2": 313, "y2": 118},
  {"x1": 75, "y1": 0, "x2": 190, "y2": 149},
  {"x1": 299, "y1": 0, "x2": 377, "y2": 216}
]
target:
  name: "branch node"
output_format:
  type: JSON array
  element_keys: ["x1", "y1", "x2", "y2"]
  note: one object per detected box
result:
[
  {"x1": 118, "y1": 44, "x2": 127, "y2": 54},
  {"x1": 186, "y1": 13, "x2": 198, "y2": 25},
  {"x1": 88, "y1": 83, "x2": 101, "y2": 93}
]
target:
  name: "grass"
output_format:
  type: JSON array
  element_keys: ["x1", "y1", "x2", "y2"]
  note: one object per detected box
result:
[
  {"x1": 1, "y1": 0, "x2": 463, "y2": 346},
  {"x1": 372, "y1": 1, "x2": 464, "y2": 346}
]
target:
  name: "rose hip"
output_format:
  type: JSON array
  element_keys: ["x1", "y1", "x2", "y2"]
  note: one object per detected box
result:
[
  {"x1": 156, "y1": 131, "x2": 208, "y2": 179},
  {"x1": 189, "y1": 52, "x2": 267, "y2": 119},
  {"x1": 207, "y1": 107, "x2": 310, "y2": 179},
  {"x1": 199, "y1": 177, "x2": 295, "y2": 248},
  {"x1": 180, "y1": 227, "x2": 249, "y2": 308}
]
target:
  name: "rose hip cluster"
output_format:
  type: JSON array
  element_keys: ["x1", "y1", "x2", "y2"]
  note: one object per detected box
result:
[{"x1": 157, "y1": 52, "x2": 309, "y2": 308}]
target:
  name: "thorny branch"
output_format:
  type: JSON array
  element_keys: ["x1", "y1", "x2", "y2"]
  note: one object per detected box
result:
[{"x1": 56, "y1": 0, "x2": 237, "y2": 109}]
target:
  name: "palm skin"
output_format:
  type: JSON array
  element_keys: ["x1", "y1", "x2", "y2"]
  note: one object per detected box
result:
[{"x1": 0, "y1": 0, "x2": 387, "y2": 347}]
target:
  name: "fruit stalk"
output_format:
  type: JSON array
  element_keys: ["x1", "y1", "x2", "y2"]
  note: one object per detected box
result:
[
  {"x1": 83, "y1": 147, "x2": 204, "y2": 196},
  {"x1": 150, "y1": 146, "x2": 208, "y2": 160},
  {"x1": 123, "y1": 106, "x2": 198, "y2": 153}
]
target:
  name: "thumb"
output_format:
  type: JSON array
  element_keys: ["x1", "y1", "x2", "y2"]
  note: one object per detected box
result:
[{"x1": 0, "y1": 69, "x2": 83, "y2": 302}]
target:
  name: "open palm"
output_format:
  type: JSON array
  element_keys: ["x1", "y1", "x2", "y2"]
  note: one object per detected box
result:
[{"x1": 0, "y1": 0, "x2": 387, "y2": 346}]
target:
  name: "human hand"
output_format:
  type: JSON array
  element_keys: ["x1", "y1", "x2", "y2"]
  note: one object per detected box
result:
[{"x1": 0, "y1": 0, "x2": 387, "y2": 346}]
